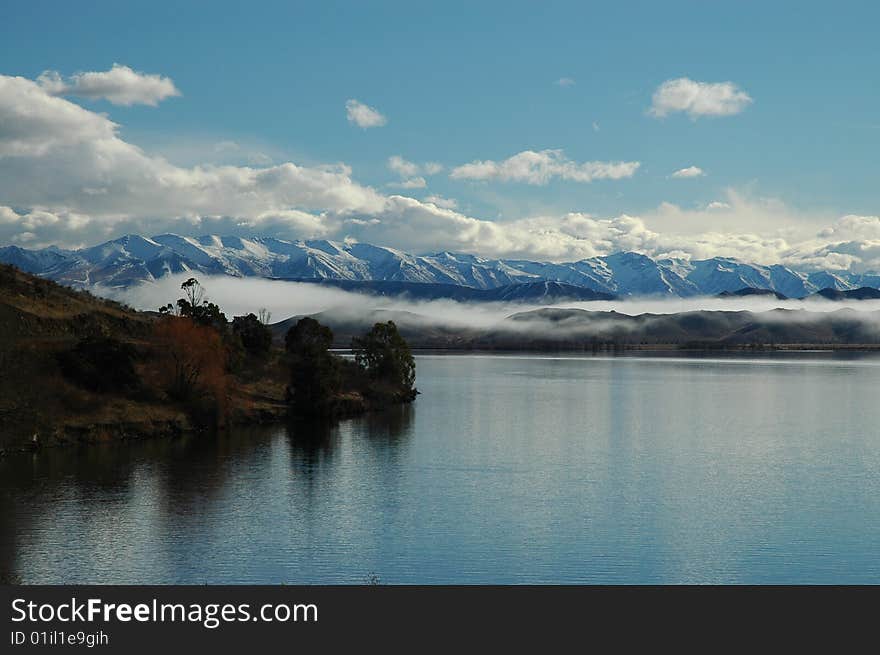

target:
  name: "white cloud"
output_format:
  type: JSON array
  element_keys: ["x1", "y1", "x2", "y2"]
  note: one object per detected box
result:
[
  {"x1": 820, "y1": 214, "x2": 880, "y2": 240},
  {"x1": 388, "y1": 155, "x2": 443, "y2": 178},
  {"x1": 0, "y1": 74, "x2": 384, "y2": 245},
  {"x1": 645, "y1": 189, "x2": 813, "y2": 236},
  {"x1": 387, "y1": 155, "x2": 419, "y2": 177},
  {"x1": 555, "y1": 77, "x2": 575, "y2": 87},
  {"x1": 671, "y1": 166, "x2": 705, "y2": 179},
  {"x1": 386, "y1": 156, "x2": 443, "y2": 189},
  {"x1": 423, "y1": 194, "x2": 458, "y2": 209},
  {"x1": 450, "y1": 149, "x2": 640, "y2": 185},
  {"x1": 37, "y1": 64, "x2": 180, "y2": 106},
  {"x1": 345, "y1": 99, "x2": 387, "y2": 128},
  {"x1": 649, "y1": 77, "x2": 752, "y2": 118},
  {"x1": 4, "y1": 72, "x2": 880, "y2": 274}
]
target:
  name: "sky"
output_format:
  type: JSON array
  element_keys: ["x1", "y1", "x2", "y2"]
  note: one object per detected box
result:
[{"x1": 1, "y1": 0, "x2": 879, "y2": 271}]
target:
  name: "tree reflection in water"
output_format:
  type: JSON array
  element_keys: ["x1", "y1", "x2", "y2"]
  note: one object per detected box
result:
[{"x1": 0, "y1": 405, "x2": 415, "y2": 583}]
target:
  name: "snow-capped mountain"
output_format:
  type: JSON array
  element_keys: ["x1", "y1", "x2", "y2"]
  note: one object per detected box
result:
[
  {"x1": 0, "y1": 233, "x2": 874, "y2": 298},
  {"x1": 671, "y1": 258, "x2": 816, "y2": 298}
]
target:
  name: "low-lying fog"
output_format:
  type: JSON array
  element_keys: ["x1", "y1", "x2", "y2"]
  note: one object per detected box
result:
[{"x1": 102, "y1": 275, "x2": 880, "y2": 330}]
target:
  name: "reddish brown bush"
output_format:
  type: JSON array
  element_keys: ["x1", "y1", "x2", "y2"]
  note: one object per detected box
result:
[{"x1": 153, "y1": 317, "x2": 229, "y2": 425}]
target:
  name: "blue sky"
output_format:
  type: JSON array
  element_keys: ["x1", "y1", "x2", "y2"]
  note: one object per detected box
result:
[{"x1": 1, "y1": 1, "x2": 879, "y2": 270}]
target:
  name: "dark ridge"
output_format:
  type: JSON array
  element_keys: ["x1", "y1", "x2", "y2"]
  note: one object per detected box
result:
[{"x1": 813, "y1": 287, "x2": 880, "y2": 301}]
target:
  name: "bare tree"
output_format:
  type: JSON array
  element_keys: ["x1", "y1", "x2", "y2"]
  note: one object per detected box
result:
[{"x1": 181, "y1": 278, "x2": 205, "y2": 308}]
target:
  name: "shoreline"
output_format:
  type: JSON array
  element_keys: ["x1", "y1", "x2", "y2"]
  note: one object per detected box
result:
[
  {"x1": 4, "y1": 345, "x2": 868, "y2": 458},
  {"x1": 403, "y1": 343, "x2": 880, "y2": 353},
  {"x1": 0, "y1": 393, "x2": 416, "y2": 459}
]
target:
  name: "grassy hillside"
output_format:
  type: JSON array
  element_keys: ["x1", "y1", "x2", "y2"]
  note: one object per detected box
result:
[
  {"x1": 0, "y1": 264, "x2": 286, "y2": 452},
  {"x1": 0, "y1": 264, "x2": 418, "y2": 454}
]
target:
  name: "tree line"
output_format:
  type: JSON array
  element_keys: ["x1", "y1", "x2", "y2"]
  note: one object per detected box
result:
[
  {"x1": 154, "y1": 277, "x2": 417, "y2": 422},
  {"x1": 57, "y1": 277, "x2": 417, "y2": 428},
  {"x1": 58, "y1": 278, "x2": 418, "y2": 427}
]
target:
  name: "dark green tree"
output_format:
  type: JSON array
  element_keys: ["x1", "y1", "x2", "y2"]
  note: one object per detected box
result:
[
  {"x1": 285, "y1": 317, "x2": 333, "y2": 358},
  {"x1": 285, "y1": 317, "x2": 338, "y2": 414},
  {"x1": 232, "y1": 313, "x2": 273, "y2": 358},
  {"x1": 351, "y1": 321, "x2": 415, "y2": 392}
]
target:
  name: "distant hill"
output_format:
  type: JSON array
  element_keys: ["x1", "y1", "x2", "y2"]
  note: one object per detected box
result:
[
  {"x1": 812, "y1": 287, "x2": 880, "y2": 301},
  {"x1": 477, "y1": 307, "x2": 880, "y2": 349},
  {"x1": 4, "y1": 233, "x2": 880, "y2": 298},
  {"x1": 271, "y1": 303, "x2": 880, "y2": 350},
  {"x1": 717, "y1": 288, "x2": 789, "y2": 300}
]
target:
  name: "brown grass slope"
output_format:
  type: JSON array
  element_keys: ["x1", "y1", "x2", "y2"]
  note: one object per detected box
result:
[
  {"x1": 0, "y1": 264, "x2": 286, "y2": 452},
  {"x1": 0, "y1": 264, "x2": 178, "y2": 450}
]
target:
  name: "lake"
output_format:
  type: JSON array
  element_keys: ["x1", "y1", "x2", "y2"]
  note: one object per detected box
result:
[{"x1": 3, "y1": 352, "x2": 880, "y2": 584}]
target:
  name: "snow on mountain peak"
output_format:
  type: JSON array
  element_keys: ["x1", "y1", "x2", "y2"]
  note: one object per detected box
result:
[{"x1": 0, "y1": 234, "x2": 868, "y2": 298}]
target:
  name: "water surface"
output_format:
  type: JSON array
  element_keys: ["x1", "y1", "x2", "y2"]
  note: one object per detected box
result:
[{"x1": 3, "y1": 352, "x2": 880, "y2": 583}]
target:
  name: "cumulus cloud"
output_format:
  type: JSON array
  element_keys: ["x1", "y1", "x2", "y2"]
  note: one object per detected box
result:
[
  {"x1": 450, "y1": 149, "x2": 640, "y2": 185},
  {"x1": 555, "y1": 77, "x2": 575, "y2": 87},
  {"x1": 37, "y1": 64, "x2": 180, "y2": 106},
  {"x1": 649, "y1": 77, "x2": 752, "y2": 118},
  {"x1": 387, "y1": 156, "x2": 443, "y2": 188},
  {"x1": 0, "y1": 74, "x2": 384, "y2": 244},
  {"x1": 345, "y1": 99, "x2": 387, "y2": 128},
  {"x1": 639, "y1": 196, "x2": 880, "y2": 272},
  {"x1": 4, "y1": 73, "x2": 634, "y2": 257},
  {"x1": 800, "y1": 215, "x2": 880, "y2": 272},
  {"x1": 3, "y1": 71, "x2": 880, "y2": 274},
  {"x1": 423, "y1": 194, "x2": 458, "y2": 209},
  {"x1": 387, "y1": 155, "x2": 419, "y2": 177},
  {"x1": 671, "y1": 166, "x2": 705, "y2": 179}
]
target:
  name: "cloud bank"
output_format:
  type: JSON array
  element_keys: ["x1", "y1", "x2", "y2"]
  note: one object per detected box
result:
[
  {"x1": 109, "y1": 274, "x2": 880, "y2": 337},
  {"x1": 2, "y1": 71, "x2": 880, "y2": 274},
  {"x1": 37, "y1": 64, "x2": 180, "y2": 106}
]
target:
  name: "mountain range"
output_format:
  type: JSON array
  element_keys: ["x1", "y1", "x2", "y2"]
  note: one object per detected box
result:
[{"x1": 2, "y1": 233, "x2": 880, "y2": 299}]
